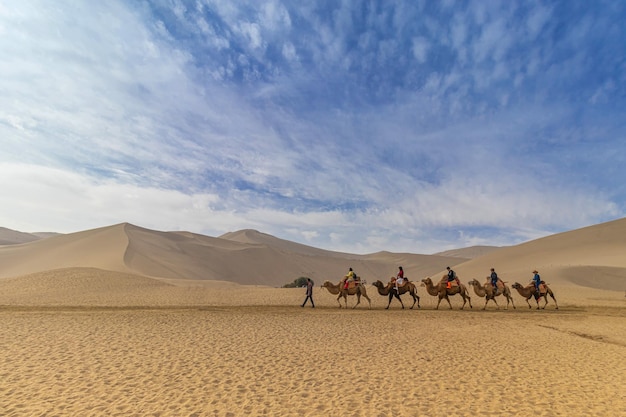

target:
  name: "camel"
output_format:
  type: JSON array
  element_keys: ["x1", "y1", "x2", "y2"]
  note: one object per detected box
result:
[
  {"x1": 372, "y1": 279, "x2": 421, "y2": 309},
  {"x1": 467, "y1": 278, "x2": 515, "y2": 310},
  {"x1": 512, "y1": 282, "x2": 558, "y2": 310},
  {"x1": 321, "y1": 280, "x2": 372, "y2": 309},
  {"x1": 421, "y1": 276, "x2": 472, "y2": 310}
]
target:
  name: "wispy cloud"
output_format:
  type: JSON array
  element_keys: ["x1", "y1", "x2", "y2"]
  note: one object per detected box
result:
[{"x1": 1, "y1": 0, "x2": 624, "y2": 253}]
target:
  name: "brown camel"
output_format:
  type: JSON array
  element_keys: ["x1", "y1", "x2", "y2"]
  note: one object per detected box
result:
[
  {"x1": 372, "y1": 279, "x2": 421, "y2": 310},
  {"x1": 512, "y1": 282, "x2": 558, "y2": 310},
  {"x1": 421, "y1": 276, "x2": 472, "y2": 310},
  {"x1": 321, "y1": 280, "x2": 372, "y2": 309},
  {"x1": 467, "y1": 278, "x2": 515, "y2": 310}
]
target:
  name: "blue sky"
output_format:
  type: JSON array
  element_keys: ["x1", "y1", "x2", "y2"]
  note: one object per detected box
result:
[{"x1": 1, "y1": 0, "x2": 625, "y2": 254}]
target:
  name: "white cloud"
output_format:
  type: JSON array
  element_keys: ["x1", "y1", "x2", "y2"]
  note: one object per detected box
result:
[
  {"x1": 0, "y1": 0, "x2": 623, "y2": 255},
  {"x1": 411, "y1": 36, "x2": 430, "y2": 63}
]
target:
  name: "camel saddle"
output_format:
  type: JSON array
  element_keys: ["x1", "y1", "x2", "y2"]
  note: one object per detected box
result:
[
  {"x1": 444, "y1": 279, "x2": 459, "y2": 289},
  {"x1": 344, "y1": 277, "x2": 360, "y2": 289},
  {"x1": 484, "y1": 279, "x2": 505, "y2": 291},
  {"x1": 527, "y1": 281, "x2": 547, "y2": 295},
  {"x1": 389, "y1": 277, "x2": 408, "y2": 288}
]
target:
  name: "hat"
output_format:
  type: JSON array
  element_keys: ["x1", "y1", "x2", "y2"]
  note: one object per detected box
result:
[{"x1": 532, "y1": 270, "x2": 538, "y2": 274}]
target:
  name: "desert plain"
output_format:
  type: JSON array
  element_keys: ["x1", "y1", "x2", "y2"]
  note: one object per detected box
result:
[{"x1": 0, "y1": 220, "x2": 625, "y2": 416}]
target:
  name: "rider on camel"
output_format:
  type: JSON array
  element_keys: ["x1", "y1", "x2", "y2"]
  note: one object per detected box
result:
[
  {"x1": 446, "y1": 266, "x2": 460, "y2": 289},
  {"x1": 343, "y1": 267, "x2": 356, "y2": 289},
  {"x1": 490, "y1": 268, "x2": 499, "y2": 294},
  {"x1": 394, "y1": 266, "x2": 405, "y2": 294},
  {"x1": 532, "y1": 270, "x2": 541, "y2": 297}
]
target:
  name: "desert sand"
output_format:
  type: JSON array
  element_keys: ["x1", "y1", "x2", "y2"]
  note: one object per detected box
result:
[{"x1": 0, "y1": 220, "x2": 625, "y2": 416}]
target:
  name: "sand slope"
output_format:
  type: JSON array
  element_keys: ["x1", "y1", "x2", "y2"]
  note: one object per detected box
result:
[
  {"x1": 1, "y1": 218, "x2": 626, "y2": 292},
  {"x1": 0, "y1": 223, "x2": 462, "y2": 287},
  {"x1": 0, "y1": 227, "x2": 42, "y2": 245},
  {"x1": 432, "y1": 245, "x2": 502, "y2": 259},
  {"x1": 441, "y1": 218, "x2": 626, "y2": 294},
  {"x1": 0, "y1": 219, "x2": 625, "y2": 416}
]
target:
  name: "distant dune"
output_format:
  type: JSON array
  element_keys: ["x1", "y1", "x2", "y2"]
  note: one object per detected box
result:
[
  {"x1": 433, "y1": 245, "x2": 502, "y2": 259},
  {"x1": 449, "y1": 217, "x2": 626, "y2": 292},
  {"x1": 1, "y1": 218, "x2": 625, "y2": 293},
  {"x1": 0, "y1": 219, "x2": 625, "y2": 417},
  {"x1": 0, "y1": 227, "x2": 44, "y2": 245},
  {"x1": 0, "y1": 223, "x2": 461, "y2": 287}
]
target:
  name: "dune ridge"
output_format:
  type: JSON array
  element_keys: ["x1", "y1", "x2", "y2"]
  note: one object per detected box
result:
[
  {"x1": 0, "y1": 223, "x2": 462, "y2": 287},
  {"x1": 0, "y1": 220, "x2": 625, "y2": 416},
  {"x1": 1, "y1": 218, "x2": 626, "y2": 292}
]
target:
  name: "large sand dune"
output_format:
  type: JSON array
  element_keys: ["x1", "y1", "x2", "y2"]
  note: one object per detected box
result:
[
  {"x1": 0, "y1": 219, "x2": 625, "y2": 415},
  {"x1": 0, "y1": 223, "x2": 462, "y2": 287},
  {"x1": 448, "y1": 217, "x2": 626, "y2": 295}
]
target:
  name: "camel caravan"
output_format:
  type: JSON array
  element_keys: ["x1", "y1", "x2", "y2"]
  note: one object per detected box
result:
[{"x1": 321, "y1": 266, "x2": 557, "y2": 310}]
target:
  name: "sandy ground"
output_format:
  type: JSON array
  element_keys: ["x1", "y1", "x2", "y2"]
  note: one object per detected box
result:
[{"x1": 0, "y1": 278, "x2": 625, "y2": 417}]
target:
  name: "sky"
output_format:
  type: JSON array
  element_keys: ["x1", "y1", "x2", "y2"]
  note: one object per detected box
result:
[{"x1": 1, "y1": 0, "x2": 625, "y2": 254}]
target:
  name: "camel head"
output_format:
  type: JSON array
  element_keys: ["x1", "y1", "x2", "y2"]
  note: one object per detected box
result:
[
  {"x1": 512, "y1": 282, "x2": 522, "y2": 289},
  {"x1": 468, "y1": 279, "x2": 480, "y2": 286},
  {"x1": 321, "y1": 280, "x2": 333, "y2": 288},
  {"x1": 421, "y1": 277, "x2": 433, "y2": 285},
  {"x1": 372, "y1": 280, "x2": 385, "y2": 289}
]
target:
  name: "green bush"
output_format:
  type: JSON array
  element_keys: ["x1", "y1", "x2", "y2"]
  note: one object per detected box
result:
[{"x1": 283, "y1": 276, "x2": 312, "y2": 288}]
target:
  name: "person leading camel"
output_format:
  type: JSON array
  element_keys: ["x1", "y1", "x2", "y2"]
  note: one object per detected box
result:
[
  {"x1": 301, "y1": 278, "x2": 315, "y2": 308},
  {"x1": 395, "y1": 266, "x2": 405, "y2": 294}
]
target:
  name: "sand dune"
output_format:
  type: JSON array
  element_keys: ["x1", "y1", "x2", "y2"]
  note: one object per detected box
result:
[
  {"x1": 432, "y1": 245, "x2": 502, "y2": 259},
  {"x1": 438, "y1": 218, "x2": 626, "y2": 295},
  {"x1": 0, "y1": 223, "x2": 462, "y2": 287},
  {"x1": 0, "y1": 227, "x2": 43, "y2": 245},
  {"x1": 0, "y1": 270, "x2": 624, "y2": 416},
  {"x1": 1, "y1": 218, "x2": 626, "y2": 415},
  {"x1": 1, "y1": 218, "x2": 626, "y2": 293}
]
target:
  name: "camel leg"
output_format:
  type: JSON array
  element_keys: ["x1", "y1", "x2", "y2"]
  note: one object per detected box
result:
[
  {"x1": 396, "y1": 293, "x2": 405, "y2": 309},
  {"x1": 386, "y1": 293, "x2": 393, "y2": 309},
  {"x1": 444, "y1": 295, "x2": 453, "y2": 310},
  {"x1": 550, "y1": 292, "x2": 559, "y2": 310},
  {"x1": 484, "y1": 294, "x2": 499, "y2": 310},
  {"x1": 336, "y1": 294, "x2": 343, "y2": 308},
  {"x1": 352, "y1": 294, "x2": 361, "y2": 309},
  {"x1": 409, "y1": 294, "x2": 417, "y2": 309},
  {"x1": 364, "y1": 294, "x2": 372, "y2": 309},
  {"x1": 506, "y1": 293, "x2": 514, "y2": 310},
  {"x1": 525, "y1": 297, "x2": 532, "y2": 309}
]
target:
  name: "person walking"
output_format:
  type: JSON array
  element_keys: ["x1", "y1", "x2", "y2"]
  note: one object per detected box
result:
[{"x1": 301, "y1": 278, "x2": 315, "y2": 308}]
